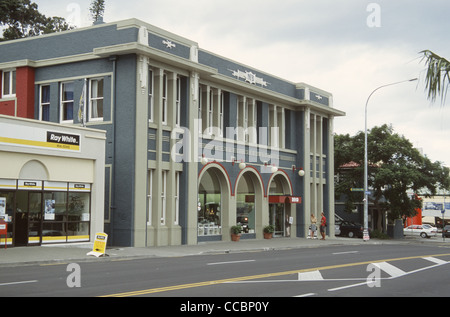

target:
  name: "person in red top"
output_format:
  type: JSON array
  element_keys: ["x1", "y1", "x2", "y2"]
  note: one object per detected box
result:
[{"x1": 320, "y1": 212, "x2": 326, "y2": 240}]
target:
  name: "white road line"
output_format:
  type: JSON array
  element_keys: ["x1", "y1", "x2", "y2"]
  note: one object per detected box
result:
[
  {"x1": 332, "y1": 251, "x2": 359, "y2": 255},
  {"x1": 207, "y1": 259, "x2": 255, "y2": 266},
  {"x1": 423, "y1": 257, "x2": 448, "y2": 265},
  {"x1": 298, "y1": 270, "x2": 324, "y2": 281},
  {"x1": 294, "y1": 293, "x2": 317, "y2": 297},
  {"x1": 0, "y1": 280, "x2": 38, "y2": 286},
  {"x1": 372, "y1": 262, "x2": 406, "y2": 278}
]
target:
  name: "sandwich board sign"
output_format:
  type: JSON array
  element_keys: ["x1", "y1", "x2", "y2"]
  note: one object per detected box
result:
[{"x1": 87, "y1": 232, "x2": 108, "y2": 257}]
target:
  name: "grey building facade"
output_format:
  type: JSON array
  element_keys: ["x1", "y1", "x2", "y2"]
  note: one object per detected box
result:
[{"x1": 0, "y1": 19, "x2": 345, "y2": 247}]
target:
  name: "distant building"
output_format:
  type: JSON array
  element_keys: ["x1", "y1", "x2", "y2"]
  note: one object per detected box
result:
[{"x1": 0, "y1": 19, "x2": 345, "y2": 247}]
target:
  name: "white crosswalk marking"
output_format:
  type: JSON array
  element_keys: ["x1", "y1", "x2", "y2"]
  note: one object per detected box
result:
[
  {"x1": 423, "y1": 257, "x2": 448, "y2": 265},
  {"x1": 298, "y1": 270, "x2": 324, "y2": 281},
  {"x1": 372, "y1": 262, "x2": 406, "y2": 278}
]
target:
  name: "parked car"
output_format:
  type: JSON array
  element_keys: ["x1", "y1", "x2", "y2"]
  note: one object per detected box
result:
[
  {"x1": 338, "y1": 221, "x2": 363, "y2": 238},
  {"x1": 404, "y1": 225, "x2": 437, "y2": 238},
  {"x1": 334, "y1": 224, "x2": 341, "y2": 236},
  {"x1": 443, "y1": 225, "x2": 450, "y2": 238}
]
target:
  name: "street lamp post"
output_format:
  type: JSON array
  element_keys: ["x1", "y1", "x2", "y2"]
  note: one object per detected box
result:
[{"x1": 363, "y1": 78, "x2": 418, "y2": 241}]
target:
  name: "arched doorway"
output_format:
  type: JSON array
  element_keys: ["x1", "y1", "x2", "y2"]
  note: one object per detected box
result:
[
  {"x1": 268, "y1": 173, "x2": 293, "y2": 237},
  {"x1": 197, "y1": 165, "x2": 231, "y2": 241},
  {"x1": 235, "y1": 169, "x2": 264, "y2": 237}
]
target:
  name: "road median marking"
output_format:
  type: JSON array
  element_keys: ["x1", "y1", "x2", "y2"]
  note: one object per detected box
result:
[{"x1": 100, "y1": 252, "x2": 450, "y2": 297}]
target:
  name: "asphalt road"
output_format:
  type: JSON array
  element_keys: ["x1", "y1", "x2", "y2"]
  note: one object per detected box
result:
[{"x1": 1, "y1": 243, "x2": 450, "y2": 304}]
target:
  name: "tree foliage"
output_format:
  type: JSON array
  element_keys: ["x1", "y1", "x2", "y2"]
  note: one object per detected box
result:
[
  {"x1": 89, "y1": 0, "x2": 105, "y2": 23},
  {"x1": 335, "y1": 124, "x2": 450, "y2": 222},
  {"x1": 0, "y1": 0, "x2": 73, "y2": 41},
  {"x1": 420, "y1": 50, "x2": 450, "y2": 104}
]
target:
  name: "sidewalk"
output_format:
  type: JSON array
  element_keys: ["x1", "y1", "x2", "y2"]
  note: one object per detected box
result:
[{"x1": 0, "y1": 236, "x2": 448, "y2": 267}]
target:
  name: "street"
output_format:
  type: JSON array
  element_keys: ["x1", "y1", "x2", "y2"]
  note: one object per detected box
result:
[{"x1": 1, "y1": 242, "x2": 450, "y2": 303}]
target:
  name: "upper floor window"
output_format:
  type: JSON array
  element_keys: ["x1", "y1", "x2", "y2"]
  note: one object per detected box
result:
[
  {"x1": 60, "y1": 82, "x2": 74, "y2": 123},
  {"x1": 162, "y1": 73, "x2": 168, "y2": 125},
  {"x1": 39, "y1": 85, "x2": 50, "y2": 121},
  {"x1": 175, "y1": 77, "x2": 181, "y2": 127},
  {"x1": 148, "y1": 69, "x2": 154, "y2": 123},
  {"x1": 89, "y1": 78, "x2": 104, "y2": 121},
  {"x1": 2, "y1": 70, "x2": 16, "y2": 97}
]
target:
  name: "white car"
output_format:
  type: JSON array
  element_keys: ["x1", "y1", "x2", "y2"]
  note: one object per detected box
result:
[{"x1": 404, "y1": 224, "x2": 437, "y2": 238}]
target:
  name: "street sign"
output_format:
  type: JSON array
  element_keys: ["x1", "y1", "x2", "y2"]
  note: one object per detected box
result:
[{"x1": 351, "y1": 188, "x2": 364, "y2": 192}]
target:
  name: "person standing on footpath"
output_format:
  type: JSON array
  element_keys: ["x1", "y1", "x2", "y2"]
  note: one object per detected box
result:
[
  {"x1": 310, "y1": 213, "x2": 317, "y2": 239},
  {"x1": 320, "y1": 212, "x2": 326, "y2": 240}
]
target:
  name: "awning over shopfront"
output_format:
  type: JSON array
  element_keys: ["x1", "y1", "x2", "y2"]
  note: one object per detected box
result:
[{"x1": 268, "y1": 195, "x2": 302, "y2": 204}]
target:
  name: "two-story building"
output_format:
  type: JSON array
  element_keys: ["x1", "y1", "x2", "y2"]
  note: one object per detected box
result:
[{"x1": 0, "y1": 18, "x2": 345, "y2": 247}]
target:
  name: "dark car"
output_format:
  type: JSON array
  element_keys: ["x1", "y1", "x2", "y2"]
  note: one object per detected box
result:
[
  {"x1": 443, "y1": 225, "x2": 450, "y2": 238},
  {"x1": 338, "y1": 221, "x2": 364, "y2": 238}
]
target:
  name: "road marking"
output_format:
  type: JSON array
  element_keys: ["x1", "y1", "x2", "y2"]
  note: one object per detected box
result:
[
  {"x1": 423, "y1": 257, "x2": 448, "y2": 265},
  {"x1": 328, "y1": 281, "x2": 368, "y2": 292},
  {"x1": 332, "y1": 251, "x2": 359, "y2": 255},
  {"x1": 294, "y1": 293, "x2": 317, "y2": 297},
  {"x1": 100, "y1": 252, "x2": 450, "y2": 297},
  {"x1": 298, "y1": 270, "x2": 323, "y2": 281},
  {"x1": 0, "y1": 280, "x2": 38, "y2": 286},
  {"x1": 372, "y1": 262, "x2": 406, "y2": 278},
  {"x1": 207, "y1": 260, "x2": 255, "y2": 266}
]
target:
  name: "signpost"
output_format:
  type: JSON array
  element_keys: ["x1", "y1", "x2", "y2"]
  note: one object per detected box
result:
[{"x1": 442, "y1": 209, "x2": 445, "y2": 242}]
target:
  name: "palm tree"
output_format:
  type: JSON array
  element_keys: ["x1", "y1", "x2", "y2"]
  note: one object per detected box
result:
[{"x1": 420, "y1": 50, "x2": 450, "y2": 104}]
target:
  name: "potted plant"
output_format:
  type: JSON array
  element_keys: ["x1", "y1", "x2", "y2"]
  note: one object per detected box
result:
[
  {"x1": 263, "y1": 225, "x2": 275, "y2": 239},
  {"x1": 230, "y1": 225, "x2": 242, "y2": 242}
]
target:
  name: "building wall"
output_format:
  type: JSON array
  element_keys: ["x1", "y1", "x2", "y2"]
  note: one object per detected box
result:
[{"x1": 0, "y1": 19, "x2": 344, "y2": 247}]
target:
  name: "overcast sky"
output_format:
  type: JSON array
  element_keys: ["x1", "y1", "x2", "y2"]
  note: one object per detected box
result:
[{"x1": 34, "y1": 0, "x2": 450, "y2": 166}]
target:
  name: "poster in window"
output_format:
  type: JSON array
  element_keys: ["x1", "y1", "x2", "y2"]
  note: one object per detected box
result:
[
  {"x1": 0, "y1": 197, "x2": 5, "y2": 219},
  {"x1": 44, "y1": 199, "x2": 55, "y2": 220}
]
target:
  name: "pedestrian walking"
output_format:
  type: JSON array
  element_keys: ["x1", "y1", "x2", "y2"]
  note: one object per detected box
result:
[{"x1": 320, "y1": 212, "x2": 327, "y2": 240}]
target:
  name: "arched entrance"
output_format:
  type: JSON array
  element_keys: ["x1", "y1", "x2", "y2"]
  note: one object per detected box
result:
[
  {"x1": 197, "y1": 164, "x2": 231, "y2": 241},
  {"x1": 268, "y1": 173, "x2": 294, "y2": 237},
  {"x1": 235, "y1": 168, "x2": 264, "y2": 237}
]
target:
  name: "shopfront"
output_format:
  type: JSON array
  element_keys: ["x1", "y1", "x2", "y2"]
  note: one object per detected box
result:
[
  {"x1": 0, "y1": 180, "x2": 91, "y2": 246},
  {"x1": 0, "y1": 115, "x2": 105, "y2": 247}
]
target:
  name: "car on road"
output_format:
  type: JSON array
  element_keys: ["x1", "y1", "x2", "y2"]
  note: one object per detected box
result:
[
  {"x1": 338, "y1": 221, "x2": 363, "y2": 238},
  {"x1": 404, "y1": 224, "x2": 437, "y2": 238}
]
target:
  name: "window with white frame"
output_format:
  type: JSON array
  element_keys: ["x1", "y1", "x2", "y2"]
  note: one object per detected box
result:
[
  {"x1": 2, "y1": 69, "x2": 16, "y2": 97},
  {"x1": 89, "y1": 78, "x2": 104, "y2": 121},
  {"x1": 162, "y1": 73, "x2": 168, "y2": 125},
  {"x1": 176, "y1": 76, "x2": 181, "y2": 127},
  {"x1": 39, "y1": 85, "x2": 50, "y2": 121},
  {"x1": 60, "y1": 82, "x2": 74, "y2": 122},
  {"x1": 147, "y1": 169, "x2": 153, "y2": 225},
  {"x1": 148, "y1": 69, "x2": 154, "y2": 122},
  {"x1": 219, "y1": 92, "x2": 224, "y2": 137},
  {"x1": 161, "y1": 170, "x2": 167, "y2": 225},
  {"x1": 198, "y1": 85, "x2": 203, "y2": 134},
  {"x1": 174, "y1": 172, "x2": 180, "y2": 225},
  {"x1": 208, "y1": 89, "x2": 213, "y2": 135}
]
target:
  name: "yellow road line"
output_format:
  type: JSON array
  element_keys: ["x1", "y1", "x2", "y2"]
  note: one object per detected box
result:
[{"x1": 100, "y1": 253, "x2": 450, "y2": 297}]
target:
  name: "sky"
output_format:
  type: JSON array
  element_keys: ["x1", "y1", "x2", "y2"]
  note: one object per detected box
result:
[{"x1": 32, "y1": 0, "x2": 450, "y2": 166}]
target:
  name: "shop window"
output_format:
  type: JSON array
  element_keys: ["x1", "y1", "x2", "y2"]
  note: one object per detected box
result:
[
  {"x1": 60, "y1": 82, "x2": 74, "y2": 122},
  {"x1": 89, "y1": 78, "x2": 104, "y2": 121},
  {"x1": 68, "y1": 192, "x2": 90, "y2": 221},
  {"x1": 198, "y1": 169, "x2": 222, "y2": 236},
  {"x1": 236, "y1": 173, "x2": 256, "y2": 233},
  {"x1": 40, "y1": 85, "x2": 51, "y2": 121},
  {"x1": 2, "y1": 69, "x2": 16, "y2": 97}
]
